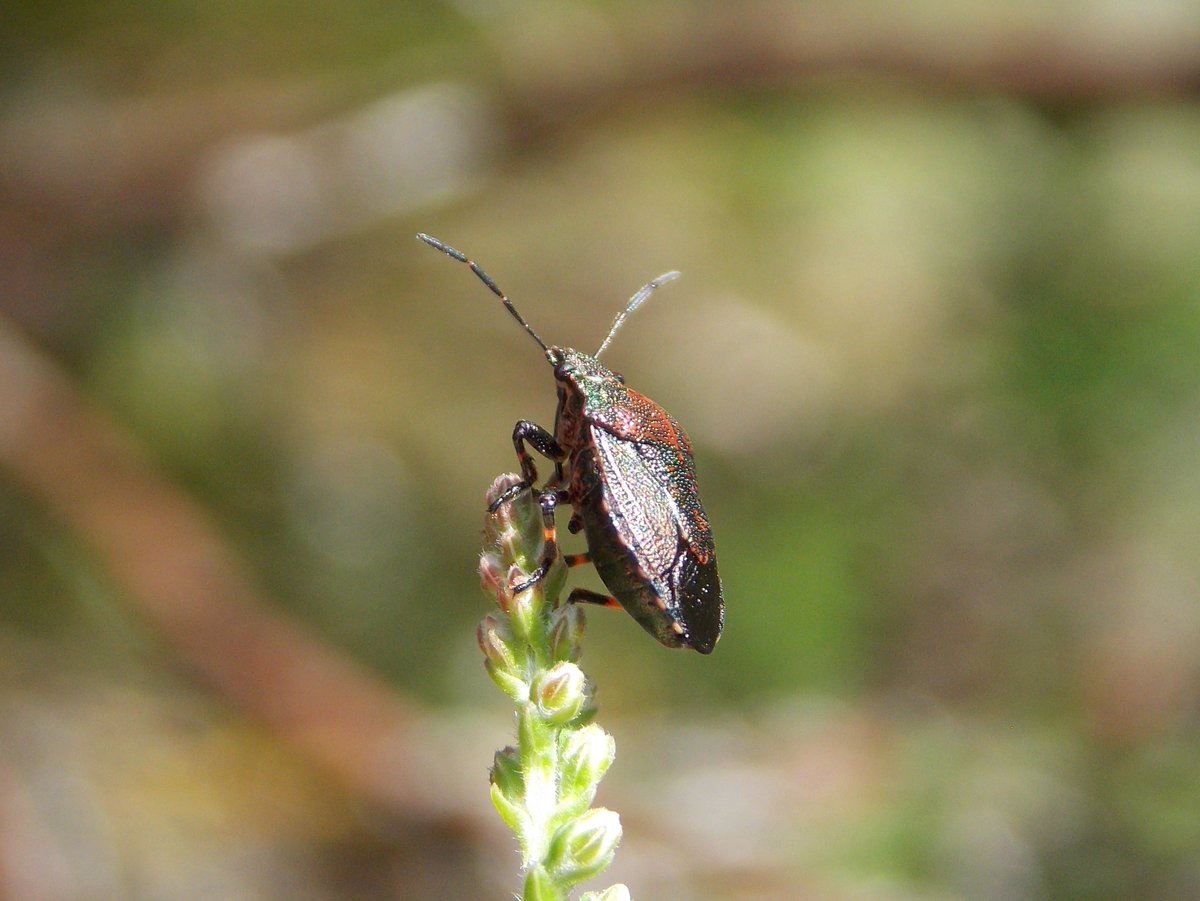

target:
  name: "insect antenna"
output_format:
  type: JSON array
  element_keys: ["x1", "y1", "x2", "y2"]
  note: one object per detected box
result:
[
  {"x1": 595, "y1": 270, "x2": 681, "y2": 358},
  {"x1": 417, "y1": 233, "x2": 550, "y2": 355}
]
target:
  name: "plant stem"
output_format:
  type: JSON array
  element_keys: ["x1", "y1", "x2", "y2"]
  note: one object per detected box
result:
[{"x1": 478, "y1": 474, "x2": 629, "y2": 901}]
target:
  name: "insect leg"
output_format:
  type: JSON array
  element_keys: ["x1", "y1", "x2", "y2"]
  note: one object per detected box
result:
[
  {"x1": 510, "y1": 500, "x2": 595, "y2": 595},
  {"x1": 570, "y1": 589, "x2": 686, "y2": 640},
  {"x1": 566, "y1": 588, "x2": 622, "y2": 609},
  {"x1": 512, "y1": 420, "x2": 565, "y2": 485},
  {"x1": 511, "y1": 490, "x2": 564, "y2": 594},
  {"x1": 487, "y1": 420, "x2": 566, "y2": 513},
  {"x1": 496, "y1": 424, "x2": 575, "y2": 595}
]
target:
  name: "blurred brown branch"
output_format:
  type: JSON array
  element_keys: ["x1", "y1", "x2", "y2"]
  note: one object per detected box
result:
[
  {"x1": 0, "y1": 316, "x2": 458, "y2": 825},
  {"x1": 611, "y1": 4, "x2": 1200, "y2": 104},
  {"x1": 2, "y1": 2, "x2": 1196, "y2": 233}
]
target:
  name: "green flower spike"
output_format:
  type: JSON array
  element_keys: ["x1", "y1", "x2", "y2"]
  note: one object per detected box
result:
[{"x1": 480, "y1": 474, "x2": 631, "y2": 901}]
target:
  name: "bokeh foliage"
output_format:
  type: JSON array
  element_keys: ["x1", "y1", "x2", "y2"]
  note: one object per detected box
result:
[{"x1": 2, "y1": 1, "x2": 1199, "y2": 899}]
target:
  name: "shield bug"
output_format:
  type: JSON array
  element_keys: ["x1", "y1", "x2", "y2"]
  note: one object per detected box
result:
[{"x1": 418, "y1": 233, "x2": 724, "y2": 654}]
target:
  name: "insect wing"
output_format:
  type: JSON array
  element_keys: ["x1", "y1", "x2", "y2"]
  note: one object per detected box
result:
[
  {"x1": 592, "y1": 430, "x2": 678, "y2": 576},
  {"x1": 591, "y1": 426, "x2": 724, "y2": 650}
]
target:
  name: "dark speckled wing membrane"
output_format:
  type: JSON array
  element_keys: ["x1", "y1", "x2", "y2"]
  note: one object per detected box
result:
[{"x1": 587, "y1": 420, "x2": 724, "y2": 653}]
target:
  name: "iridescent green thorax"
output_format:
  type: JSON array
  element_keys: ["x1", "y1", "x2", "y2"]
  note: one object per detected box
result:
[
  {"x1": 551, "y1": 347, "x2": 622, "y2": 392},
  {"x1": 546, "y1": 348, "x2": 606, "y2": 459}
]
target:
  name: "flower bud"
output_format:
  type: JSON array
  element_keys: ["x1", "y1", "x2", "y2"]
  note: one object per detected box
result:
[
  {"x1": 490, "y1": 746, "x2": 524, "y2": 800},
  {"x1": 507, "y1": 566, "x2": 546, "y2": 639},
  {"x1": 478, "y1": 615, "x2": 527, "y2": 699},
  {"x1": 476, "y1": 615, "x2": 516, "y2": 670},
  {"x1": 546, "y1": 808, "x2": 622, "y2": 887},
  {"x1": 485, "y1": 659, "x2": 528, "y2": 702},
  {"x1": 532, "y1": 662, "x2": 586, "y2": 725},
  {"x1": 484, "y1": 473, "x2": 525, "y2": 528},
  {"x1": 490, "y1": 782, "x2": 527, "y2": 838},
  {"x1": 478, "y1": 552, "x2": 510, "y2": 612},
  {"x1": 580, "y1": 885, "x2": 632, "y2": 901},
  {"x1": 485, "y1": 476, "x2": 542, "y2": 568},
  {"x1": 558, "y1": 724, "x2": 615, "y2": 811},
  {"x1": 549, "y1": 603, "x2": 586, "y2": 662}
]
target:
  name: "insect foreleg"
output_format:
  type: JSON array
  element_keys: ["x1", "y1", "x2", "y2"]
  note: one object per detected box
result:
[
  {"x1": 487, "y1": 420, "x2": 568, "y2": 513},
  {"x1": 512, "y1": 420, "x2": 565, "y2": 481}
]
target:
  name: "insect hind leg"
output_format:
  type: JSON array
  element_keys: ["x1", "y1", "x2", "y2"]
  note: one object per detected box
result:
[{"x1": 567, "y1": 588, "x2": 622, "y2": 609}]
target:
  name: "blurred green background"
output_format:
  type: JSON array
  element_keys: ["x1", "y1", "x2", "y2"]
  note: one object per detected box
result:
[{"x1": 3, "y1": 1, "x2": 1200, "y2": 899}]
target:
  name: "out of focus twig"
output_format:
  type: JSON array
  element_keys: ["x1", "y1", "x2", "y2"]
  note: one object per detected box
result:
[
  {"x1": 0, "y1": 316, "x2": 456, "y2": 824},
  {"x1": 2, "y1": 2, "x2": 1196, "y2": 235}
]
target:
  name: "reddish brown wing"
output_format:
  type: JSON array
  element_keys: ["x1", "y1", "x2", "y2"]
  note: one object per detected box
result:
[
  {"x1": 589, "y1": 416, "x2": 724, "y2": 652},
  {"x1": 588, "y1": 387, "x2": 715, "y2": 558}
]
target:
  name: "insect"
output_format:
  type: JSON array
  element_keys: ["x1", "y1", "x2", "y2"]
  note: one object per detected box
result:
[{"x1": 418, "y1": 233, "x2": 724, "y2": 654}]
